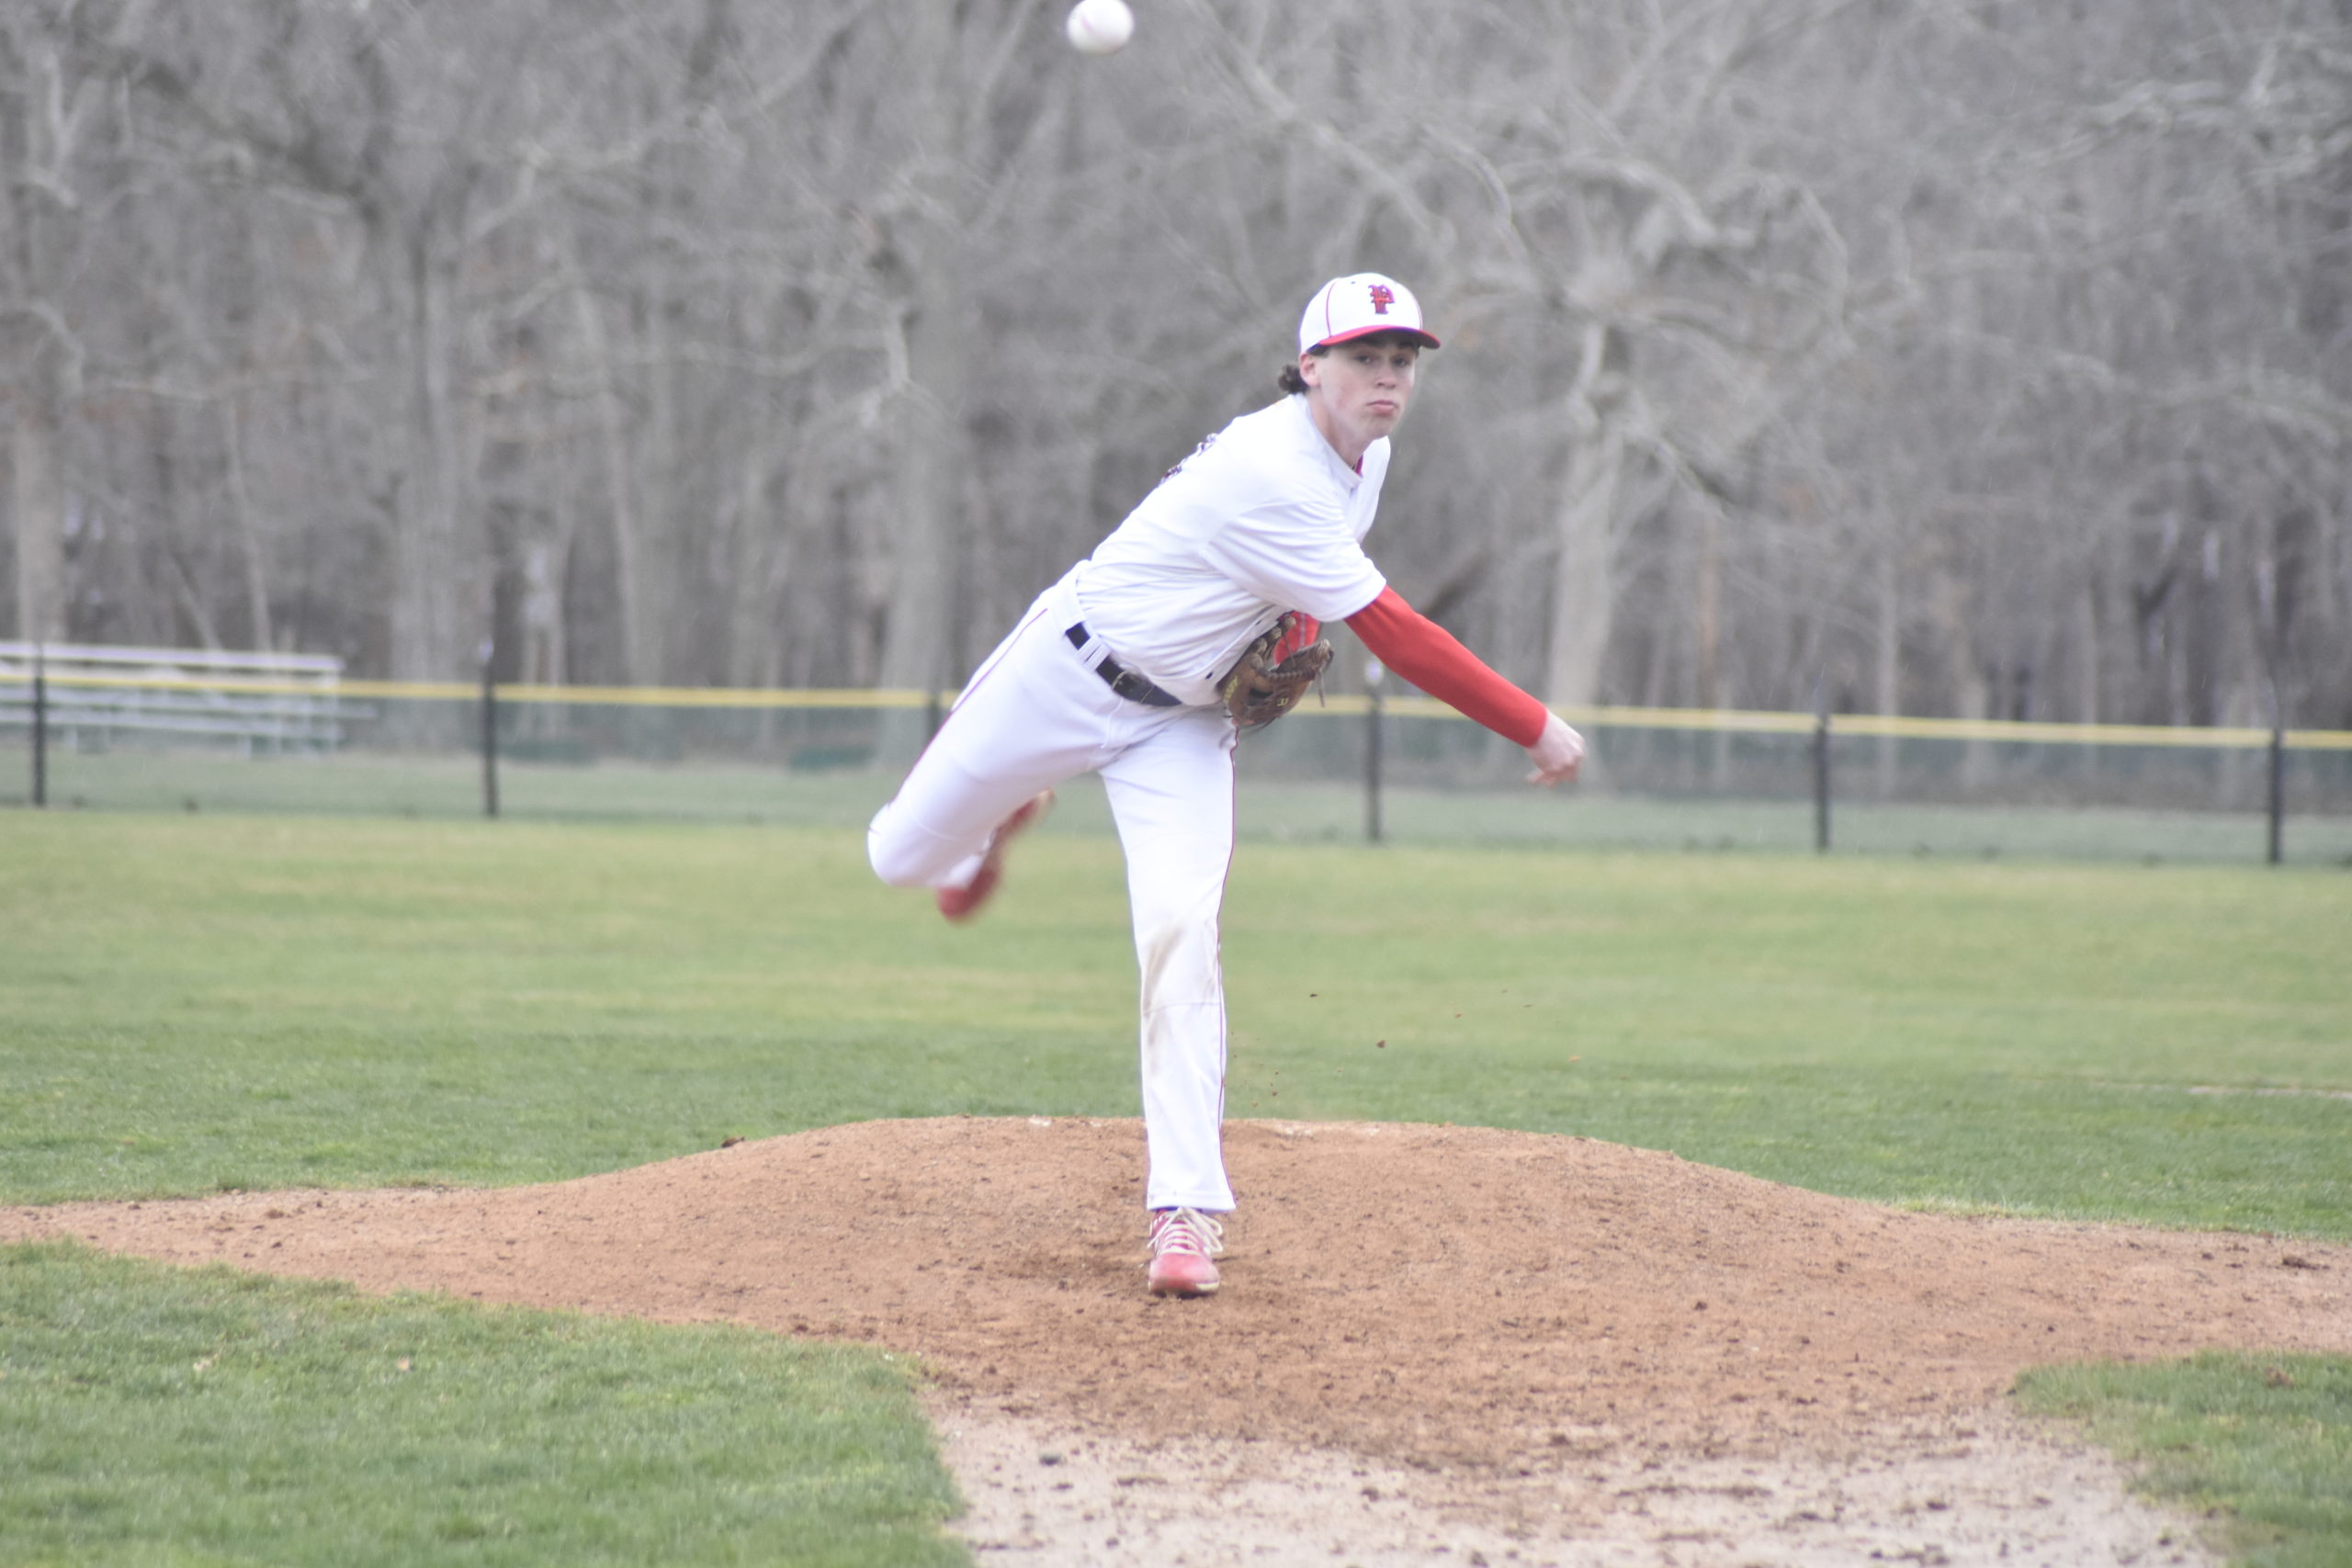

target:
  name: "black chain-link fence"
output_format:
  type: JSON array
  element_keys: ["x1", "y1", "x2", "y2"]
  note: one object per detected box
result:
[{"x1": 6, "y1": 656, "x2": 2349, "y2": 865}]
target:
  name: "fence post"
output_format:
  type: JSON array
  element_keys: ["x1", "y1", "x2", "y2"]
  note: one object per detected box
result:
[
  {"x1": 1363, "y1": 660, "x2": 1385, "y2": 845},
  {"x1": 479, "y1": 644, "x2": 500, "y2": 820},
  {"x1": 30, "y1": 643, "x2": 48, "y2": 808},
  {"x1": 1813, "y1": 687, "x2": 1832, "y2": 853},
  {"x1": 2267, "y1": 683, "x2": 2285, "y2": 866}
]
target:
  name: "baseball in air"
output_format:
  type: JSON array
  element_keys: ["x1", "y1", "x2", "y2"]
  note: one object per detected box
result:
[{"x1": 1066, "y1": 0, "x2": 1134, "y2": 55}]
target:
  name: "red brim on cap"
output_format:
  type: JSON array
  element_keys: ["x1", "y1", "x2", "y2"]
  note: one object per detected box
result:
[{"x1": 1310, "y1": 324, "x2": 1442, "y2": 351}]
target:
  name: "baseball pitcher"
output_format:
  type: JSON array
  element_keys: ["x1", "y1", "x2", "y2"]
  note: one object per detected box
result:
[{"x1": 868, "y1": 275, "x2": 1585, "y2": 1296}]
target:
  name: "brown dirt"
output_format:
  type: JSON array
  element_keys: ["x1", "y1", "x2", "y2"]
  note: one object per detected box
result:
[{"x1": 9, "y1": 1115, "x2": 2346, "y2": 1480}]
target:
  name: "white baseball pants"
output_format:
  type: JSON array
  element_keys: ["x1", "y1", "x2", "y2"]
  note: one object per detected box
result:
[{"x1": 867, "y1": 582, "x2": 1240, "y2": 1213}]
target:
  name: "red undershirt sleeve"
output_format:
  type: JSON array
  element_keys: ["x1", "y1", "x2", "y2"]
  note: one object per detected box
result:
[{"x1": 1343, "y1": 585, "x2": 1551, "y2": 749}]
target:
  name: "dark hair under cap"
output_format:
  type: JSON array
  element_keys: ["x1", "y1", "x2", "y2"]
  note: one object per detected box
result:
[{"x1": 1275, "y1": 354, "x2": 1323, "y2": 396}]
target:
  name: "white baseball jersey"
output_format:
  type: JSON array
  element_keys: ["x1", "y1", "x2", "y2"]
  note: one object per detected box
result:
[{"x1": 1072, "y1": 394, "x2": 1390, "y2": 705}]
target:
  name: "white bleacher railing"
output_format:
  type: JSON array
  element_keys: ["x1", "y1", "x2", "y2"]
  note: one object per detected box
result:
[{"x1": 0, "y1": 642, "x2": 357, "y2": 754}]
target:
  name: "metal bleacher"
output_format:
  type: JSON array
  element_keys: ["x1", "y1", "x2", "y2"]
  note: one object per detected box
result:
[{"x1": 0, "y1": 642, "x2": 359, "y2": 754}]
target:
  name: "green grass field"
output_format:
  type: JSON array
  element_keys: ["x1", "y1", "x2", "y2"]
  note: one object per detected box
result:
[
  {"x1": 1, "y1": 1242, "x2": 962, "y2": 1568},
  {"x1": 2017, "y1": 1354, "x2": 2352, "y2": 1568},
  {"x1": 4, "y1": 809, "x2": 2348, "y2": 1563}
]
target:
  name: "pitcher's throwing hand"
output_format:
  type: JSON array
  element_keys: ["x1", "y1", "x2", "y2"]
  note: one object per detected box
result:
[{"x1": 1526, "y1": 713, "x2": 1586, "y2": 786}]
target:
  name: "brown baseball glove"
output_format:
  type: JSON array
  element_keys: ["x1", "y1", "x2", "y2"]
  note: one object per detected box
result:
[{"x1": 1219, "y1": 612, "x2": 1334, "y2": 732}]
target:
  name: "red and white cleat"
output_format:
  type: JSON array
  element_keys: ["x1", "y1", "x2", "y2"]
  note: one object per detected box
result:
[
  {"x1": 936, "y1": 790, "x2": 1054, "y2": 922},
  {"x1": 1146, "y1": 1206, "x2": 1226, "y2": 1297}
]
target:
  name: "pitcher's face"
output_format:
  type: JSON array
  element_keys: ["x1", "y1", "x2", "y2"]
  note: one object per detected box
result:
[{"x1": 1300, "y1": 334, "x2": 1420, "y2": 466}]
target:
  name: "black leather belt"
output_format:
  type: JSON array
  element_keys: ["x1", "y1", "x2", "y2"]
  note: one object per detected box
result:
[{"x1": 1066, "y1": 623, "x2": 1182, "y2": 707}]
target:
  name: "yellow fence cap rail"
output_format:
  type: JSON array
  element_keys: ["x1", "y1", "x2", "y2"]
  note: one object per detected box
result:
[{"x1": 8, "y1": 670, "x2": 2348, "y2": 750}]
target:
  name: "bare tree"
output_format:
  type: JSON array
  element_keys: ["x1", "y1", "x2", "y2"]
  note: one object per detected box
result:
[
  {"x1": 2, "y1": 3, "x2": 106, "y2": 647},
  {"x1": 5, "y1": 0, "x2": 2343, "y2": 743}
]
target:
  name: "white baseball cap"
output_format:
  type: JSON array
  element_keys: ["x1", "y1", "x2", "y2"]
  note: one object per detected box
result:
[{"x1": 1297, "y1": 273, "x2": 1442, "y2": 355}]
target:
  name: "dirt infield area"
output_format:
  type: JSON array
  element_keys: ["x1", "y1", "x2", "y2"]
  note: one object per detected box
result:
[{"x1": 12, "y1": 1117, "x2": 2350, "y2": 1564}]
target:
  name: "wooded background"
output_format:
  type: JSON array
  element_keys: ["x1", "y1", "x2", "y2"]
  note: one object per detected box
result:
[{"x1": 5, "y1": 0, "x2": 2347, "y2": 727}]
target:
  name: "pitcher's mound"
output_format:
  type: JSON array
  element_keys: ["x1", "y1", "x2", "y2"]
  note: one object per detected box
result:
[{"x1": 12, "y1": 1117, "x2": 2348, "y2": 1470}]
